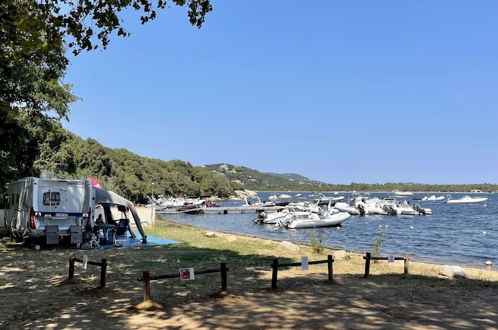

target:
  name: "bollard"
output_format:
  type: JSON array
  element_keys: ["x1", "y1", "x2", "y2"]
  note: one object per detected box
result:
[
  {"x1": 221, "y1": 262, "x2": 227, "y2": 292},
  {"x1": 143, "y1": 271, "x2": 151, "y2": 301},
  {"x1": 364, "y1": 252, "x2": 371, "y2": 278},
  {"x1": 69, "y1": 257, "x2": 75, "y2": 279},
  {"x1": 271, "y1": 258, "x2": 279, "y2": 289},
  {"x1": 100, "y1": 259, "x2": 107, "y2": 288},
  {"x1": 327, "y1": 255, "x2": 334, "y2": 281}
]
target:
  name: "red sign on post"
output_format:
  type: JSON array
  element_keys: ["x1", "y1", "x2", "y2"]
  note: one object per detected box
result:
[{"x1": 179, "y1": 267, "x2": 195, "y2": 280}]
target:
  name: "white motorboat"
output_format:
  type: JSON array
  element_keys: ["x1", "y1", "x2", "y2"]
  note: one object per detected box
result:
[
  {"x1": 334, "y1": 202, "x2": 360, "y2": 215},
  {"x1": 254, "y1": 208, "x2": 308, "y2": 224},
  {"x1": 280, "y1": 211, "x2": 350, "y2": 229},
  {"x1": 396, "y1": 201, "x2": 419, "y2": 215},
  {"x1": 446, "y1": 196, "x2": 488, "y2": 204},
  {"x1": 393, "y1": 191, "x2": 414, "y2": 196},
  {"x1": 422, "y1": 195, "x2": 445, "y2": 201},
  {"x1": 262, "y1": 213, "x2": 284, "y2": 224},
  {"x1": 268, "y1": 195, "x2": 278, "y2": 201},
  {"x1": 243, "y1": 196, "x2": 275, "y2": 207},
  {"x1": 386, "y1": 199, "x2": 432, "y2": 216},
  {"x1": 278, "y1": 194, "x2": 292, "y2": 199},
  {"x1": 356, "y1": 198, "x2": 388, "y2": 215},
  {"x1": 151, "y1": 195, "x2": 205, "y2": 209},
  {"x1": 315, "y1": 193, "x2": 344, "y2": 205}
]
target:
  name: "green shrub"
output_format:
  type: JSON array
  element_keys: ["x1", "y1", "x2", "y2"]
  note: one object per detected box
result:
[{"x1": 306, "y1": 232, "x2": 324, "y2": 254}]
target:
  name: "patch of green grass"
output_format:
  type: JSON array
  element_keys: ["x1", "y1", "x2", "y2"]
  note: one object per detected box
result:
[
  {"x1": 144, "y1": 221, "x2": 498, "y2": 289},
  {"x1": 144, "y1": 221, "x2": 299, "y2": 266}
]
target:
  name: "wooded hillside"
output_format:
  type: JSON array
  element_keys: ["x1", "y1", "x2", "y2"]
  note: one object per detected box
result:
[
  {"x1": 25, "y1": 125, "x2": 240, "y2": 203},
  {"x1": 204, "y1": 164, "x2": 498, "y2": 193}
]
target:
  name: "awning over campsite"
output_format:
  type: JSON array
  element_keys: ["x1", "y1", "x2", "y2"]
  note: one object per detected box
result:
[
  {"x1": 94, "y1": 188, "x2": 134, "y2": 208},
  {"x1": 93, "y1": 187, "x2": 147, "y2": 243}
]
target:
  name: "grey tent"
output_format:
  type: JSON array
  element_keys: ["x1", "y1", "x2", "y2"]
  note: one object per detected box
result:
[{"x1": 93, "y1": 187, "x2": 147, "y2": 243}]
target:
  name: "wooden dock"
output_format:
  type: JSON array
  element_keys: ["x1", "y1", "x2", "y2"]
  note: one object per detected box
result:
[{"x1": 156, "y1": 205, "x2": 285, "y2": 215}]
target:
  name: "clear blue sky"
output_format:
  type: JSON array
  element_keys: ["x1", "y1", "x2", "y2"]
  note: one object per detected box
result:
[{"x1": 63, "y1": 1, "x2": 498, "y2": 184}]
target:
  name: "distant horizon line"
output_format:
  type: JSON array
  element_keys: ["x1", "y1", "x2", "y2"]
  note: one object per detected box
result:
[{"x1": 200, "y1": 163, "x2": 498, "y2": 186}]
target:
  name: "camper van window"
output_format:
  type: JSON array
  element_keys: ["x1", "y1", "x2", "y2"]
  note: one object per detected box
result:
[{"x1": 43, "y1": 191, "x2": 61, "y2": 205}]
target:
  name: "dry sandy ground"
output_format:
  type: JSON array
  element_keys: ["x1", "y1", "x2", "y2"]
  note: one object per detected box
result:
[{"x1": 0, "y1": 230, "x2": 497, "y2": 329}]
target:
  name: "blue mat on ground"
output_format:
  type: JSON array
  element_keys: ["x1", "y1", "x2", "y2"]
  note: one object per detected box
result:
[{"x1": 87, "y1": 233, "x2": 178, "y2": 249}]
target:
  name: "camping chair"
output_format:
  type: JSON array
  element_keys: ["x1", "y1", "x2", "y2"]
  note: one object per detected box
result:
[
  {"x1": 81, "y1": 221, "x2": 99, "y2": 248},
  {"x1": 114, "y1": 219, "x2": 130, "y2": 246},
  {"x1": 89, "y1": 233, "x2": 100, "y2": 248},
  {"x1": 95, "y1": 224, "x2": 116, "y2": 246},
  {"x1": 116, "y1": 218, "x2": 129, "y2": 236}
]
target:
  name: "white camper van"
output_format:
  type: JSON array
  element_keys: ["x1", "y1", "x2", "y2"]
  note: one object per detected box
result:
[
  {"x1": 2, "y1": 177, "x2": 148, "y2": 246},
  {"x1": 3, "y1": 177, "x2": 95, "y2": 242}
]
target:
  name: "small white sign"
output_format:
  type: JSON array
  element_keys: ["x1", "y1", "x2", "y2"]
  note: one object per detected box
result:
[
  {"x1": 82, "y1": 255, "x2": 88, "y2": 270},
  {"x1": 179, "y1": 267, "x2": 195, "y2": 280},
  {"x1": 301, "y1": 256, "x2": 309, "y2": 271},
  {"x1": 388, "y1": 255, "x2": 395, "y2": 263}
]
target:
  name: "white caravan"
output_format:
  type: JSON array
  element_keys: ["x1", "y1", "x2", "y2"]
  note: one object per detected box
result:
[
  {"x1": 3, "y1": 177, "x2": 94, "y2": 241},
  {"x1": 2, "y1": 177, "x2": 147, "y2": 245}
]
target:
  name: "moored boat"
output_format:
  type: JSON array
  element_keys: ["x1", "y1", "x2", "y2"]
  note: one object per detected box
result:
[
  {"x1": 446, "y1": 196, "x2": 488, "y2": 204},
  {"x1": 422, "y1": 195, "x2": 445, "y2": 201},
  {"x1": 281, "y1": 212, "x2": 351, "y2": 229},
  {"x1": 334, "y1": 202, "x2": 360, "y2": 215},
  {"x1": 393, "y1": 191, "x2": 414, "y2": 196}
]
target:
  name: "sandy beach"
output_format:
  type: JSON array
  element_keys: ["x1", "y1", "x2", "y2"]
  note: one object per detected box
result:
[{"x1": 0, "y1": 221, "x2": 497, "y2": 329}]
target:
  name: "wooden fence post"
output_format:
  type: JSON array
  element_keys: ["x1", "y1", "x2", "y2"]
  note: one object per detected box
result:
[
  {"x1": 364, "y1": 252, "x2": 371, "y2": 278},
  {"x1": 221, "y1": 262, "x2": 227, "y2": 292},
  {"x1": 404, "y1": 254, "x2": 410, "y2": 275},
  {"x1": 100, "y1": 258, "x2": 107, "y2": 288},
  {"x1": 271, "y1": 258, "x2": 279, "y2": 289},
  {"x1": 143, "y1": 271, "x2": 151, "y2": 301},
  {"x1": 69, "y1": 257, "x2": 75, "y2": 280},
  {"x1": 327, "y1": 255, "x2": 334, "y2": 281}
]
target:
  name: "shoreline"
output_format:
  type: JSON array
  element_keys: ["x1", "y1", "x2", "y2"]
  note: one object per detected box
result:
[
  {"x1": 157, "y1": 218, "x2": 496, "y2": 274},
  {"x1": 1, "y1": 221, "x2": 497, "y2": 328}
]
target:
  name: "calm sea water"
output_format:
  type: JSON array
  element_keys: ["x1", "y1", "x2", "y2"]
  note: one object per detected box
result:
[{"x1": 160, "y1": 192, "x2": 497, "y2": 268}]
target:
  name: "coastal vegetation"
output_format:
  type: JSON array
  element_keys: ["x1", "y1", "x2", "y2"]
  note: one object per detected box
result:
[
  {"x1": 372, "y1": 232, "x2": 385, "y2": 257},
  {"x1": 31, "y1": 125, "x2": 240, "y2": 203},
  {"x1": 306, "y1": 232, "x2": 325, "y2": 254},
  {"x1": 205, "y1": 163, "x2": 498, "y2": 193}
]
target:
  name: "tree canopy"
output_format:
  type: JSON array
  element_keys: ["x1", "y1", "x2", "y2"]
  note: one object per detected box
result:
[
  {"x1": 1, "y1": 0, "x2": 212, "y2": 193},
  {"x1": 1, "y1": 0, "x2": 212, "y2": 119}
]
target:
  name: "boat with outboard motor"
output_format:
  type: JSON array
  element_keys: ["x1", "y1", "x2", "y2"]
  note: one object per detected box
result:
[
  {"x1": 277, "y1": 211, "x2": 350, "y2": 229},
  {"x1": 254, "y1": 201, "x2": 323, "y2": 224},
  {"x1": 334, "y1": 202, "x2": 360, "y2": 215},
  {"x1": 446, "y1": 196, "x2": 488, "y2": 204},
  {"x1": 314, "y1": 193, "x2": 344, "y2": 205},
  {"x1": 243, "y1": 196, "x2": 275, "y2": 207},
  {"x1": 351, "y1": 196, "x2": 431, "y2": 216}
]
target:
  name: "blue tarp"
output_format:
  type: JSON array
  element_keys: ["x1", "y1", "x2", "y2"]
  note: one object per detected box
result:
[{"x1": 87, "y1": 233, "x2": 178, "y2": 249}]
